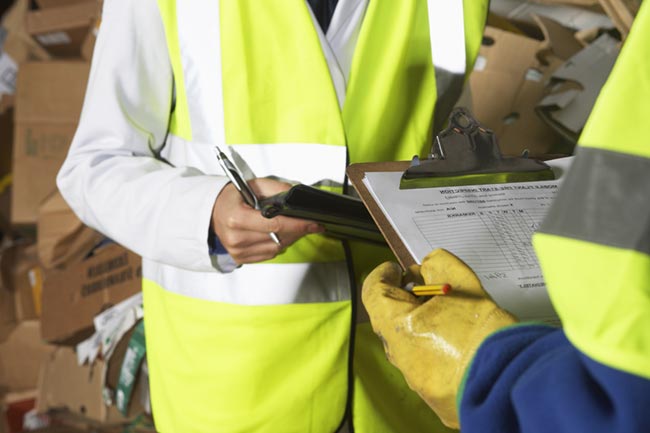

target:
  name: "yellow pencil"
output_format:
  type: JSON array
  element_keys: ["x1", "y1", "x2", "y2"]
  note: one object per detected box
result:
[{"x1": 411, "y1": 283, "x2": 452, "y2": 296}]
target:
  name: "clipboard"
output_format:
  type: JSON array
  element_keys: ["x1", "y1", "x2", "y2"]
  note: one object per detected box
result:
[
  {"x1": 346, "y1": 108, "x2": 556, "y2": 270},
  {"x1": 347, "y1": 158, "x2": 561, "y2": 270},
  {"x1": 346, "y1": 160, "x2": 416, "y2": 269}
]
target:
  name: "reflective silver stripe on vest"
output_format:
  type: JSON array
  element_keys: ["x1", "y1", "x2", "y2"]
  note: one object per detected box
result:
[
  {"x1": 427, "y1": 0, "x2": 465, "y2": 74},
  {"x1": 162, "y1": 138, "x2": 348, "y2": 186},
  {"x1": 427, "y1": 0, "x2": 470, "y2": 134},
  {"x1": 143, "y1": 258, "x2": 351, "y2": 305},
  {"x1": 176, "y1": 0, "x2": 225, "y2": 145},
  {"x1": 539, "y1": 146, "x2": 650, "y2": 255}
]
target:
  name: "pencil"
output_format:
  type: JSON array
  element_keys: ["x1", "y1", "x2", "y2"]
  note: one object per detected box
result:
[{"x1": 411, "y1": 283, "x2": 452, "y2": 296}]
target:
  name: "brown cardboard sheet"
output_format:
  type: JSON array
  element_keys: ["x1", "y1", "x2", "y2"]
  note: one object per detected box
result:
[
  {"x1": 37, "y1": 190, "x2": 103, "y2": 270},
  {"x1": 40, "y1": 243, "x2": 141, "y2": 345},
  {"x1": 0, "y1": 321, "x2": 55, "y2": 393},
  {"x1": 26, "y1": 1, "x2": 98, "y2": 59},
  {"x1": 469, "y1": 26, "x2": 570, "y2": 157},
  {"x1": 11, "y1": 61, "x2": 89, "y2": 225}
]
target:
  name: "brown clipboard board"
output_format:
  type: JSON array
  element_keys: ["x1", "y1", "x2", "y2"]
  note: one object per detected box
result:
[{"x1": 347, "y1": 160, "x2": 417, "y2": 270}]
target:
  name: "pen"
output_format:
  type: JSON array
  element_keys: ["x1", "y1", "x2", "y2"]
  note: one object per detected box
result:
[
  {"x1": 213, "y1": 147, "x2": 281, "y2": 246},
  {"x1": 405, "y1": 283, "x2": 452, "y2": 296}
]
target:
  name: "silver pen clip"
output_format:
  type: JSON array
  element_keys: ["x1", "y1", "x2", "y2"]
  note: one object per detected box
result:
[
  {"x1": 213, "y1": 146, "x2": 281, "y2": 245},
  {"x1": 214, "y1": 147, "x2": 259, "y2": 209}
]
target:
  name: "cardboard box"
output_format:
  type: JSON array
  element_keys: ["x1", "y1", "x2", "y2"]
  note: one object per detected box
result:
[
  {"x1": 37, "y1": 190, "x2": 104, "y2": 270},
  {"x1": 0, "y1": 321, "x2": 56, "y2": 393},
  {"x1": 36, "y1": 339, "x2": 146, "y2": 423},
  {"x1": 1, "y1": 0, "x2": 52, "y2": 111},
  {"x1": 11, "y1": 61, "x2": 90, "y2": 225},
  {"x1": 26, "y1": 1, "x2": 99, "y2": 59},
  {"x1": 40, "y1": 243, "x2": 141, "y2": 345},
  {"x1": 79, "y1": 23, "x2": 97, "y2": 62},
  {"x1": 0, "y1": 0, "x2": 52, "y2": 66},
  {"x1": 36, "y1": 347, "x2": 110, "y2": 422},
  {"x1": 469, "y1": 26, "x2": 570, "y2": 156}
]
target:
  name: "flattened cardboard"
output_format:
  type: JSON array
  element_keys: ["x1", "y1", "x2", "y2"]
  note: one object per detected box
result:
[
  {"x1": 26, "y1": 1, "x2": 99, "y2": 58},
  {"x1": 0, "y1": 321, "x2": 55, "y2": 393},
  {"x1": 37, "y1": 190, "x2": 103, "y2": 270},
  {"x1": 40, "y1": 243, "x2": 141, "y2": 345},
  {"x1": 36, "y1": 347, "x2": 111, "y2": 422},
  {"x1": 11, "y1": 61, "x2": 89, "y2": 225},
  {"x1": 469, "y1": 26, "x2": 569, "y2": 157},
  {"x1": 537, "y1": 33, "x2": 620, "y2": 141},
  {"x1": 533, "y1": 14, "x2": 584, "y2": 60},
  {"x1": 36, "y1": 336, "x2": 146, "y2": 423}
]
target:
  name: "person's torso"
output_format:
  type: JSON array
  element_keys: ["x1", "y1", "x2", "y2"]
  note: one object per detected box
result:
[{"x1": 145, "y1": 1, "x2": 487, "y2": 432}]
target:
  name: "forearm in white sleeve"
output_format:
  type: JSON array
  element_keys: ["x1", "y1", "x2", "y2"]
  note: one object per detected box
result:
[{"x1": 57, "y1": 0, "x2": 229, "y2": 272}]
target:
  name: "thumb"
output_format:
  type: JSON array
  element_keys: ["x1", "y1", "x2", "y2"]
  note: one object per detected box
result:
[
  {"x1": 420, "y1": 249, "x2": 486, "y2": 297},
  {"x1": 362, "y1": 262, "x2": 419, "y2": 328}
]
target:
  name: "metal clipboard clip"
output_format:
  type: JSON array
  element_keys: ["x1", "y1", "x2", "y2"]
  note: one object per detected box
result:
[{"x1": 400, "y1": 107, "x2": 555, "y2": 189}]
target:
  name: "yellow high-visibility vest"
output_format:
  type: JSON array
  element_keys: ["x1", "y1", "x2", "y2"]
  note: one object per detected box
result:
[
  {"x1": 533, "y1": 1, "x2": 650, "y2": 383},
  {"x1": 147, "y1": 1, "x2": 488, "y2": 432}
]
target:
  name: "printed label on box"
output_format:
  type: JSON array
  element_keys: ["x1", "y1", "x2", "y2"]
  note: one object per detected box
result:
[{"x1": 23, "y1": 127, "x2": 74, "y2": 159}]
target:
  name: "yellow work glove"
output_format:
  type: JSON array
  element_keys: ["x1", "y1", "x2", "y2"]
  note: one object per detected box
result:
[{"x1": 362, "y1": 248, "x2": 517, "y2": 429}]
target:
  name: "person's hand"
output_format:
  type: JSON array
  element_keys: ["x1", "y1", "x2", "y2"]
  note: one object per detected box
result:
[
  {"x1": 211, "y1": 177, "x2": 324, "y2": 264},
  {"x1": 362, "y1": 248, "x2": 517, "y2": 428}
]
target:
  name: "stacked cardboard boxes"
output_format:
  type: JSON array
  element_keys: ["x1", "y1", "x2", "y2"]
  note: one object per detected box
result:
[{"x1": 0, "y1": 1, "x2": 150, "y2": 432}]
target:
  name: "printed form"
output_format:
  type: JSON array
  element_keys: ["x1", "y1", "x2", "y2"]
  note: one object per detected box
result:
[{"x1": 362, "y1": 157, "x2": 573, "y2": 322}]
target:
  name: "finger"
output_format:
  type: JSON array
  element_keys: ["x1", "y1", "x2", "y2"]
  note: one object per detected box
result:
[
  {"x1": 228, "y1": 237, "x2": 283, "y2": 264},
  {"x1": 263, "y1": 215, "x2": 324, "y2": 238},
  {"x1": 420, "y1": 249, "x2": 485, "y2": 296},
  {"x1": 248, "y1": 177, "x2": 293, "y2": 197},
  {"x1": 220, "y1": 229, "x2": 277, "y2": 250},
  {"x1": 362, "y1": 262, "x2": 419, "y2": 325}
]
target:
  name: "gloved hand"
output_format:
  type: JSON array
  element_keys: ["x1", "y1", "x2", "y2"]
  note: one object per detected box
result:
[{"x1": 362, "y1": 248, "x2": 517, "y2": 428}]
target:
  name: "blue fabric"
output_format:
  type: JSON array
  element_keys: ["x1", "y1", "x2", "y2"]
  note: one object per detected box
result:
[
  {"x1": 208, "y1": 228, "x2": 228, "y2": 255},
  {"x1": 460, "y1": 325, "x2": 650, "y2": 433},
  {"x1": 307, "y1": 0, "x2": 339, "y2": 32}
]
